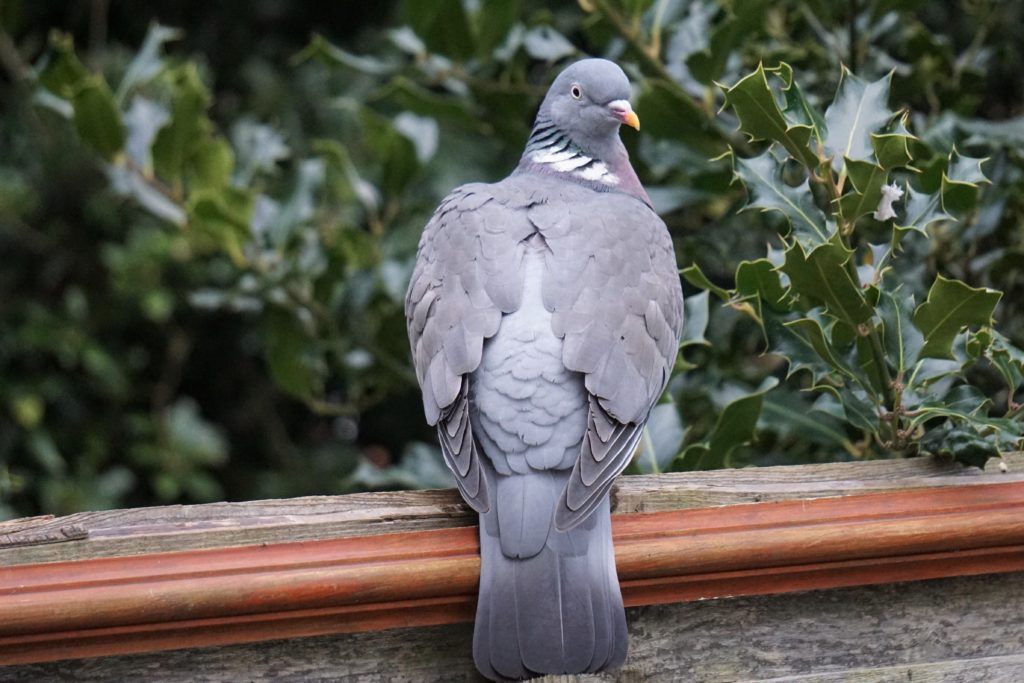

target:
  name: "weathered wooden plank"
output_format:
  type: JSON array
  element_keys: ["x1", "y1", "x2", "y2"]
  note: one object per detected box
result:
[
  {"x1": 2, "y1": 454, "x2": 1021, "y2": 566},
  {"x1": 754, "y1": 653, "x2": 1024, "y2": 682},
  {"x1": 5, "y1": 573, "x2": 1022, "y2": 682},
  {"x1": 6, "y1": 481, "x2": 1024, "y2": 666}
]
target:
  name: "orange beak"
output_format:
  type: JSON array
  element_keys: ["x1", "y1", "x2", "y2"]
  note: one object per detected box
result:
[{"x1": 607, "y1": 100, "x2": 640, "y2": 131}]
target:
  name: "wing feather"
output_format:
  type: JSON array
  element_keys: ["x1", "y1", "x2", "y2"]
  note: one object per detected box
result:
[
  {"x1": 405, "y1": 183, "x2": 535, "y2": 511},
  {"x1": 529, "y1": 184, "x2": 684, "y2": 531}
]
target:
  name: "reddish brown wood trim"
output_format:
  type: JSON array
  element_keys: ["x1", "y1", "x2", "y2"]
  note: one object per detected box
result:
[{"x1": 2, "y1": 481, "x2": 1024, "y2": 665}]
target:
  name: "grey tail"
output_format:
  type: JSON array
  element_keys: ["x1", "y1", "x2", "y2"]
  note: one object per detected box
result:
[{"x1": 472, "y1": 473, "x2": 627, "y2": 681}]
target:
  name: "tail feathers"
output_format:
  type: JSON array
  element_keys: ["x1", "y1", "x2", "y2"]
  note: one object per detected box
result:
[{"x1": 473, "y1": 497, "x2": 626, "y2": 681}]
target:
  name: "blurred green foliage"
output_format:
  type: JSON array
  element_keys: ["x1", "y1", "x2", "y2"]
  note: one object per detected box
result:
[{"x1": 1, "y1": 0, "x2": 1021, "y2": 518}]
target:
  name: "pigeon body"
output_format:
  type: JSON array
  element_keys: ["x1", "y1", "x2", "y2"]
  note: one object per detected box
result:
[{"x1": 405, "y1": 59, "x2": 684, "y2": 680}]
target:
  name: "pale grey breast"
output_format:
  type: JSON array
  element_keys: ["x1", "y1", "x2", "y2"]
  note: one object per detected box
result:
[{"x1": 470, "y1": 233, "x2": 588, "y2": 477}]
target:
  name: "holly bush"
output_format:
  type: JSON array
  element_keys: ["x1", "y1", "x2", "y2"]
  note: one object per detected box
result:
[{"x1": 1, "y1": 1, "x2": 1021, "y2": 517}]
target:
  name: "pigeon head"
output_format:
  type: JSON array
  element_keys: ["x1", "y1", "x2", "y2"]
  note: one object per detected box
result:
[
  {"x1": 541, "y1": 58, "x2": 639, "y2": 145},
  {"x1": 518, "y1": 58, "x2": 649, "y2": 205}
]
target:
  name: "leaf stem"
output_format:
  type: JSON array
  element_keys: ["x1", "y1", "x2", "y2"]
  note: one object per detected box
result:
[{"x1": 817, "y1": 158, "x2": 901, "y2": 443}]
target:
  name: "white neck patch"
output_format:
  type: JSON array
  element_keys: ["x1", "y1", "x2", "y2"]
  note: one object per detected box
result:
[{"x1": 529, "y1": 141, "x2": 620, "y2": 186}]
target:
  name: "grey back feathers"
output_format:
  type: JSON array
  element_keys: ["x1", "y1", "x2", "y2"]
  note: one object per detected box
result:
[{"x1": 405, "y1": 57, "x2": 685, "y2": 680}]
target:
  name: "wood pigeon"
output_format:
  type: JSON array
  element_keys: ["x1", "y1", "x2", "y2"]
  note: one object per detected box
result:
[{"x1": 405, "y1": 58, "x2": 684, "y2": 680}]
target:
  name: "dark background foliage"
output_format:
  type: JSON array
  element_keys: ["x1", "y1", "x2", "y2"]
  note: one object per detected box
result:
[{"x1": 1, "y1": 0, "x2": 1021, "y2": 519}]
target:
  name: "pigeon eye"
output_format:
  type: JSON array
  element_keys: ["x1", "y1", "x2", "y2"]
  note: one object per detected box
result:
[{"x1": 570, "y1": 85, "x2": 582, "y2": 100}]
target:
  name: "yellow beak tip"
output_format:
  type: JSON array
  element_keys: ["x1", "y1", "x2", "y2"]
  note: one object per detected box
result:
[{"x1": 623, "y1": 111, "x2": 640, "y2": 131}]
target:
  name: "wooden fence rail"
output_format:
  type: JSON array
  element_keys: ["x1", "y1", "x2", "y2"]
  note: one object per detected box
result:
[{"x1": 2, "y1": 454, "x2": 1024, "y2": 681}]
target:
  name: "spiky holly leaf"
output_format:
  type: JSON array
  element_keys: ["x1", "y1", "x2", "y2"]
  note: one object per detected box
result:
[
  {"x1": 871, "y1": 113, "x2": 916, "y2": 169},
  {"x1": 71, "y1": 75, "x2": 126, "y2": 161},
  {"x1": 680, "y1": 290, "x2": 711, "y2": 349},
  {"x1": 838, "y1": 157, "x2": 887, "y2": 222},
  {"x1": 673, "y1": 377, "x2": 779, "y2": 471},
  {"x1": 770, "y1": 62, "x2": 827, "y2": 148},
  {"x1": 680, "y1": 263, "x2": 730, "y2": 300},
  {"x1": 941, "y1": 148, "x2": 990, "y2": 212},
  {"x1": 980, "y1": 329, "x2": 1024, "y2": 394},
  {"x1": 914, "y1": 275, "x2": 1002, "y2": 360},
  {"x1": 895, "y1": 184, "x2": 951, "y2": 235},
  {"x1": 735, "y1": 258, "x2": 789, "y2": 312},
  {"x1": 824, "y1": 67, "x2": 893, "y2": 171},
  {"x1": 778, "y1": 314, "x2": 857, "y2": 382},
  {"x1": 918, "y1": 422, "x2": 1002, "y2": 468},
  {"x1": 719, "y1": 64, "x2": 818, "y2": 167},
  {"x1": 878, "y1": 289, "x2": 924, "y2": 375},
  {"x1": 780, "y1": 235, "x2": 874, "y2": 327},
  {"x1": 813, "y1": 385, "x2": 879, "y2": 433},
  {"x1": 734, "y1": 151, "x2": 831, "y2": 249}
]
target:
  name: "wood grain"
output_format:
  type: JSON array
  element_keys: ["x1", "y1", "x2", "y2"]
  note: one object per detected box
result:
[
  {"x1": 6, "y1": 573, "x2": 1024, "y2": 682},
  {"x1": 3, "y1": 479, "x2": 1024, "y2": 665},
  {"x1": 2, "y1": 454, "x2": 1020, "y2": 566}
]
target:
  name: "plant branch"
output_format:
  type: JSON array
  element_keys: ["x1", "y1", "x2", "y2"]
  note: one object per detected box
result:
[{"x1": 817, "y1": 161, "x2": 899, "y2": 436}]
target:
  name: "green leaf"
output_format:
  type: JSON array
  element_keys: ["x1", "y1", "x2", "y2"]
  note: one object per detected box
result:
[
  {"x1": 780, "y1": 235, "x2": 874, "y2": 327},
  {"x1": 919, "y1": 423, "x2": 1000, "y2": 468},
  {"x1": 941, "y1": 148, "x2": 989, "y2": 213},
  {"x1": 123, "y1": 96, "x2": 170, "y2": 171},
  {"x1": 985, "y1": 330, "x2": 1024, "y2": 395},
  {"x1": 105, "y1": 164, "x2": 187, "y2": 225},
  {"x1": 680, "y1": 263, "x2": 730, "y2": 301},
  {"x1": 522, "y1": 25, "x2": 576, "y2": 61},
  {"x1": 190, "y1": 137, "x2": 234, "y2": 189},
  {"x1": 152, "y1": 65, "x2": 211, "y2": 186},
  {"x1": 263, "y1": 306, "x2": 325, "y2": 400},
  {"x1": 384, "y1": 77, "x2": 478, "y2": 129},
  {"x1": 680, "y1": 290, "x2": 710, "y2": 348},
  {"x1": 393, "y1": 112, "x2": 439, "y2": 163},
  {"x1": 674, "y1": 378, "x2": 778, "y2": 471},
  {"x1": 232, "y1": 121, "x2": 290, "y2": 184},
  {"x1": 116, "y1": 22, "x2": 182, "y2": 101},
  {"x1": 686, "y1": 0, "x2": 769, "y2": 86},
  {"x1": 814, "y1": 385, "x2": 879, "y2": 433},
  {"x1": 764, "y1": 314, "x2": 829, "y2": 385},
  {"x1": 72, "y1": 76, "x2": 126, "y2": 160},
  {"x1": 360, "y1": 109, "x2": 419, "y2": 197},
  {"x1": 401, "y1": 0, "x2": 475, "y2": 60},
  {"x1": 895, "y1": 183, "x2": 950, "y2": 234},
  {"x1": 635, "y1": 402, "x2": 686, "y2": 474},
  {"x1": 878, "y1": 289, "x2": 923, "y2": 375},
  {"x1": 760, "y1": 389, "x2": 852, "y2": 450},
  {"x1": 350, "y1": 442, "x2": 454, "y2": 490},
  {"x1": 776, "y1": 64, "x2": 827, "y2": 149},
  {"x1": 734, "y1": 151, "x2": 831, "y2": 248},
  {"x1": 476, "y1": 0, "x2": 519, "y2": 55},
  {"x1": 781, "y1": 314, "x2": 857, "y2": 381},
  {"x1": 838, "y1": 158, "x2": 887, "y2": 222},
  {"x1": 313, "y1": 138, "x2": 380, "y2": 213},
  {"x1": 637, "y1": 80, "x2": 726, "y2": 156},
  {"x1": 910, "y1": 384, "x2": 991, "y2": 425},
  {"x1": 261, "y1": 159, "x2": 325, "y2": 246},
  {"x1": 852, "y1": 328, "x2": 885, "y2": 394},
  {"x1": 187, "y1": 187, "x2": 254, "y2": 263},
  {"x1": 913, "y1": 275, "x2": 1002, "y2": 360},
  {"x1": 719, "y1": 63, "x2": 817, "y2": 167},
  {"x1": 37, "y1": 30, "x2": 88, "y2": 99},
  {"x1": 870, "y1": 114, "x2": 915, "y2": 169},
  {"x1": 735, "y1": 258, "x2": 789, "y2": 312},
  {"x1": 824, "y1": 67, "x2": 893, "y2": 171},
  {"x1": 293, "y1": 34, "x2": 398, "y2": 75}
]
